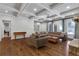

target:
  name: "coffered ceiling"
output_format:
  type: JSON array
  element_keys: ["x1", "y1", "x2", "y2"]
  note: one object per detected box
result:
[{"x1": 0, "y1": 3, "x2": 79, "y2": 21}]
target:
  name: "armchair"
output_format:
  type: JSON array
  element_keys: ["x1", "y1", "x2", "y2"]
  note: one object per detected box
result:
[{"x1": 28, "y1": 32, "x2": 48, "y2": 48}]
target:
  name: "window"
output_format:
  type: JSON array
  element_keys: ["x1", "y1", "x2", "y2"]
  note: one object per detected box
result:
[{"x1": 64, "y1": 19, "x2": 75, "y2": 38}]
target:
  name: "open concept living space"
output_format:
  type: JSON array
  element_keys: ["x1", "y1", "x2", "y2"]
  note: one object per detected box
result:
[{"x1": 0, "y1": 3, "x2": 79, "y2": 56}]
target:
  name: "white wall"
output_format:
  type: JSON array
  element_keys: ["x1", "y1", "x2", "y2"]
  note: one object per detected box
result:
[
  {"x1": 34, "y1": 22, "x2": 47, "y2": 32},
  {"x1": 39, "y1": 23, "x2": 47, "y2": 32},
  {"x1": 0, "y1": 19, "x2": 4, "y2": 41},
  {"x1": 0, "y1": 14, "x2": 35, "y2": 40},
  {"x1": 11, "y1": 16, "x2": 34, "y2": 39}
]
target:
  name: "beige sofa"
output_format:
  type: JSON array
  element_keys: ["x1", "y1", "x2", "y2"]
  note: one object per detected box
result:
[{"x1": 48, "y1": 32, "x2": 67, "y2": 43}]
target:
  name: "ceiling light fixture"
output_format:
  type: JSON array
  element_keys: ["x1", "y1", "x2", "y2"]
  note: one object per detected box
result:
[
  {"x1": 37, "y1": 23, "x2": 40, "y2": 25},
  {"x1": 71, "y1": 13, "x2": 74, "y2": 14},
  {"x1": 66, "y1": 6, "x2": 70, "y2": 9},
  {"x1": 5, "y1": 10, "x2": 8, "y2": 13},
  {"x1": 34, "y1": 8, "x2": 37, "y2": 11}
]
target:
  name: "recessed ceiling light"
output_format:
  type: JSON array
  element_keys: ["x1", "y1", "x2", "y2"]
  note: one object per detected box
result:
[
  {"x1": 66, "y1": 6, "x2": 70, "y2": 9},
  {"x1": 34, "y1": 8, "x2": 37, "y2": 11},
  {"x1": 71, "y1": 13, "x2": 74, "y2": 14},
  {"x1": 5, "y1": 10, "x2": 8, "y2": 13},
  {"x1": 37, "y1": 23, "x2": 40, "y2": 25}
]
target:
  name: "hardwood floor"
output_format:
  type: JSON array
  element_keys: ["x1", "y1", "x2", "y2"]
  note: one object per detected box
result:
[{"x1": 0, "y1": 37, "x2": 73, "y2": 56}]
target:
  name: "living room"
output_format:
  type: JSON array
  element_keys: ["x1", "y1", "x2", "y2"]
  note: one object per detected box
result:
[{"x1": 0, "y1": 3, "x2": 79, "y2": 56}]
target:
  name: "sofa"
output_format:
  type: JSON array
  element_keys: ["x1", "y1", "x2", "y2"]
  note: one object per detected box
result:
[{"x1": 48, "y1": 32, "x2": 67, "y2": 43}]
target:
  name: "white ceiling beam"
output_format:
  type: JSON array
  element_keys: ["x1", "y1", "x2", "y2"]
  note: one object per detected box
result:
[
  {"x1": 16, "y1": 3, "x2": 44, "y2": 19},
  {"x1": 17, "y1": 3, "x2": 47, "y2": 19},
  {"x1": 17, "y1": 4, "x2": 33, "y2": 16},
  {"x1": 37, "y1": 4, "x2": 55, "y2": 14},
  {"x1": 22, "y1": 11, "x2": 36, "y2": 16},
  {"x1": 17, "y1": 3, "x2": 37, "y2": 17},
  {"x1": 20, "y1": 3, "x2": 38, "y2": 17},
  {"x1": 17, "y1": 3, "x2": 27, "y2": 16},
  {"x1": 22, "y1": 11, "x2": 46, "y2": 20}
]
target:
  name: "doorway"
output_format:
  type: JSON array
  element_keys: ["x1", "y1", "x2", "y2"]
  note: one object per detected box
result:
[{"x1": 3, "y1": 20, "x2": 11, "y2": 37}]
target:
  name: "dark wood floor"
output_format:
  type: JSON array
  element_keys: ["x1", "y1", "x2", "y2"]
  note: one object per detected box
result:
[{"x1": 0, "y1": 37, "x2": 73, "y2": 56}]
